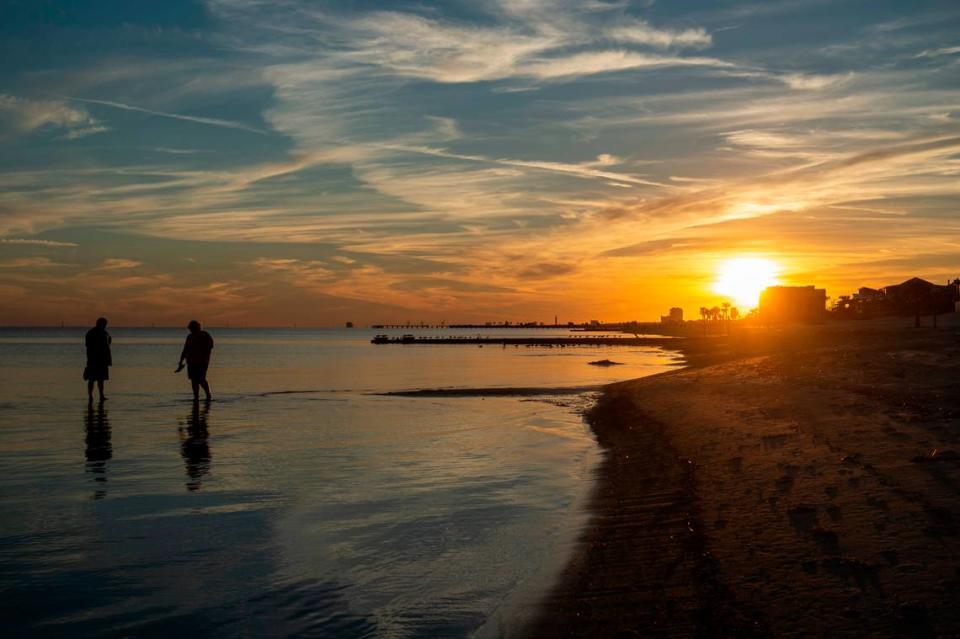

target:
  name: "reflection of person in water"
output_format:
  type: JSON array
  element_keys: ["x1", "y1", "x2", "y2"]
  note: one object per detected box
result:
[
  {"x1": 84, "y1": 404, "x2": 112, "y2": 500},
  {"x1": 176, "y1": 320, "x2": 214, "y2": 402},
  {"x1": 178, "y1": 401, "x2": 211, "y2": 492},
  {"x1": 84, "y1": 317, "x2": 112, "y2": 405}
]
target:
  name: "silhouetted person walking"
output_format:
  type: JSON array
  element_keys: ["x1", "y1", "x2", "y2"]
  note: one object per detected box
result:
[
  {"x1": 84, "y1": 317, "x2": 112, "y2": 404},
  {"x1": 176, "y1": 320, "x2": 214, "y2": 401}
]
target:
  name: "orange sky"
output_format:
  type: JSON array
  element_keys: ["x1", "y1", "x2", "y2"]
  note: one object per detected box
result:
[{"x1": 1, "y1": 1, "x2": 959, "y2": 326}]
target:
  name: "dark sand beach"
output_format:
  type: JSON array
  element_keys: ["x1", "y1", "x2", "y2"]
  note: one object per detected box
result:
[{"x1": 525, "y1": 318, "x2": 960, "y2": 637}]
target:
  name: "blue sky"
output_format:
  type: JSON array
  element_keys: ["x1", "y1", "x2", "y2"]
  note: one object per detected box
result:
[{"x1": 1, "y1": 0, "x2": 959, "y2": 325}]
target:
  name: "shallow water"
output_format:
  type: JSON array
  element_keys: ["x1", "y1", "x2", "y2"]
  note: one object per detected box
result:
[{"x1": 0, "y1": 328, "x2": 680, "y2": 637}]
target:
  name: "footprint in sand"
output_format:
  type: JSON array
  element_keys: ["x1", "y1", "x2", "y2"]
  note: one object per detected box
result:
[
  {"x1": 883, "y1": 426, "x2": 911, "y2": 441},
  {"x1": 778, "y1": 462, "x2": 800, "y2": 476},
  {"x1": 811, "y1": 527, "x2": 840, "y2": 554},
  {"x1": 762, "y1": 433, "x2": 792, "y2": 450},
  {"x1": 788, "y1": 504, "x2": 819, "y2": 533},
  {"x1": 821, "y1": 557, "x2": 882, "y2": 594},
  {"x1": 922, "y1": 505, "x2": 958, "y2": 537}
]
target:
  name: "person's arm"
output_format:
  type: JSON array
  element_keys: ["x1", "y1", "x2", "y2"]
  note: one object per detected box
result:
[{"x1": 176, "y1": 338, "x2": 188, "y2": 371}]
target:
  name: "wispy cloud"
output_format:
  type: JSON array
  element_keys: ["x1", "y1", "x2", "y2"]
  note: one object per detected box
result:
[
  {"x1": 914, "y1": 46, "x2": 960, "y2": 58},
  {"x1": 0, "y1": 238, "x2": 78, "y2": 247},
  {"x1": 154, "y1": 147, "x2": 205, "y2": 155},
  {"x1": 778, "y1": 72, "x2": 853, "y2": 90},
  {"x1": 218, "y1": 4, "x2": 727, "y2": 84},
  {"x1": 0, "y1": 257, "x2": 65, "y2": 269},
  {"x1": 97, "y1": 258, "x2": 143, "y2": 270},
  {"x1": 607, "y1": 19, "x2": 712, "y2": 49},
  {"x1": 251, "y1": 257, "x2": 335, "y2": 285},
  {"x1": 521, "y1": 50, "x2": 732, "y2": 79},
  {"x1": 69, "y1": 97, "x2": 267, "y2": 134},
  {"x1": 0, "y1": 94, "x2": 106, "y2": 139},
  {"x1": 378, "y1": 144, "x2": 672, "y2": 188}
]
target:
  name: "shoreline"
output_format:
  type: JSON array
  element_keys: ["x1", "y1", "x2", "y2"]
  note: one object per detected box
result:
[
  {"x1": 378, "y1": 385, "x2": 602, "y2": 397},
  {"x1": 522, "y1": 318, "x2": 960, "y2": 637}
]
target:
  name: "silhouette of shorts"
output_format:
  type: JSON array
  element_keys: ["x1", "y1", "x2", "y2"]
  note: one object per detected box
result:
[
  {"x1": 187, "y1": 363, "x2": 209, "y2": 381},
  {"x1": 84, "y1": 364, "x2": 109, "y2": 381}
]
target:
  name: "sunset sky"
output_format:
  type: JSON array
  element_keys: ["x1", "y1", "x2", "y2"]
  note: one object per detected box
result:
[{"x1": 2, "y1": 0, "x2": 959, "y2": 326}]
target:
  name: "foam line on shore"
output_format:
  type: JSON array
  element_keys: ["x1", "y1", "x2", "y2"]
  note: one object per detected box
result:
[
  {"x1": 376, "y1": 386, "x2": 601, "y2": 397},
  {"x1": 520, "y1": 379, "x2": 761, "y2": 637},
  {"x1": 257, "y1": 389, "x2": 353, "y2": 397}
]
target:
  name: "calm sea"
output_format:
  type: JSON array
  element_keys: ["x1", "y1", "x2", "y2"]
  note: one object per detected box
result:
[{"x1": 0, "y1": 327, "x2": 680, "y2": 637}]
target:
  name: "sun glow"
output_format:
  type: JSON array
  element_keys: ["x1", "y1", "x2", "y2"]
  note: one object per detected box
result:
[{"x1": 712, "y1": 257, "x2": 782, "y2": 308}]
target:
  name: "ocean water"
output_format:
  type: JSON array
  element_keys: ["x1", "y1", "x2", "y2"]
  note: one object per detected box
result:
[{"x1": 0, "y1": 327, "x2": 681, "y2": 637}]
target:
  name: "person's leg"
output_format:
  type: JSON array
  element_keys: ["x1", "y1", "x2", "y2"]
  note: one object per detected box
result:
[
  {"x1": 87, "y1": 380, "x2": 94, "y2": 403},
  {"x1": 191, "y1": 379, "x2": 200, "y2": 401},
  {"x1": 97, "y1": 380, "x2": 106, "y2": 402},
  {"x1": 199, "y1": 379, "x2": 211, "y2": 400}
]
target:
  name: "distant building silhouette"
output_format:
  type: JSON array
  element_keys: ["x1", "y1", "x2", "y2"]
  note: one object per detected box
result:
[
  {"x1": 660, "y1": 307, "x2": 683, "y2": 324},
  {"x1": 833, "y1": 277, "x2": 959, "y2": 319},
  {"x1": 882, "y1": 277, "x2": 958, "y2": 316},
  {"x1": 759, "y1": 286, "x2": 827, "y2": 324},
  {"x1": 855, "y1": 287, "x2": 883, "y2": 303}
]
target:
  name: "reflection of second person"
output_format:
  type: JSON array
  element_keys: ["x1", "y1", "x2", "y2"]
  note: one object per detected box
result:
[
  {"x1": 176, "y1": 320, "x2": 214, "y2": 402},
  {"x1": 179, "y1": 401, "x2": 211, "y2": 492},
  {"x1": 84, "y1": 404, "x2": 112, "y2": 499}
]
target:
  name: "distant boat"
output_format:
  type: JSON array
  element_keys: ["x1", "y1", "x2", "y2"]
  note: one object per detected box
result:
[{"x1": 371, "y1": 334, "x2": 389, "y2": 344}]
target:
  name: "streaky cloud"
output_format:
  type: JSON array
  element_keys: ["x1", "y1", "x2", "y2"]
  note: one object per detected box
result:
[
  {"x1": 377, "y1": 143, "x2": 673, "y2": 188},
  {"x1": 69, "y1": 97, "x2": 268, "y2": 134},
  {"x1": 0, "y1": 93, "x2": 104, "y2": 139},
  {"x1": 0, "y1": 238, "x2": 78, "y2": 247},
  {"x1": 606, "y1": 20, "x2": 712, "y2": 49},
  {"x1": 521, "y1": 50, "x2": 733, "y2": 79}
]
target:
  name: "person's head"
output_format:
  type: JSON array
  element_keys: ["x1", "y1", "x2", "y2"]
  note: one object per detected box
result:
[
  {"x1": 95, "y1": 317, "x2": 108, "y2": 329},
  {"x1": 187, "y1": 320, "x2": 201, "y2": 333}
]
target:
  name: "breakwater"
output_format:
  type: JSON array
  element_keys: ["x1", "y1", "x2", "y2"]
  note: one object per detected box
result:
[{"x1": 371, "y1": 335, "x2": 680, "y2": 347}]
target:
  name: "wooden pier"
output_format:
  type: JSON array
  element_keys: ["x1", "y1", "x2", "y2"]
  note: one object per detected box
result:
[{"x1": 371, "y1": 335, "x2": 680, "y2": 347}]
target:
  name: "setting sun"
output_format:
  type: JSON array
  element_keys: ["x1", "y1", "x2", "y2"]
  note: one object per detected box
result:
[{"x1": 712, "y1": 257, "x2": 782, "y2": 309}]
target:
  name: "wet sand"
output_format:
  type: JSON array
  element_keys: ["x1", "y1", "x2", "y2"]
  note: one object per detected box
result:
[
  {"x1": 525, "y1": 318, "x2": 960, "y2": 637},
  {"x1": 380, "y1": 386, "x2": 601, "y2": 397}
]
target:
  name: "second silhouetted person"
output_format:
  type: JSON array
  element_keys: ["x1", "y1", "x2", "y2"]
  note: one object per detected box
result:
[
  {"x1": 176, "y1": 320, "x2": 214, "y2": 401},
  {"x1": 84, "y1": 317, "x2": 112, "y2": 405}
]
